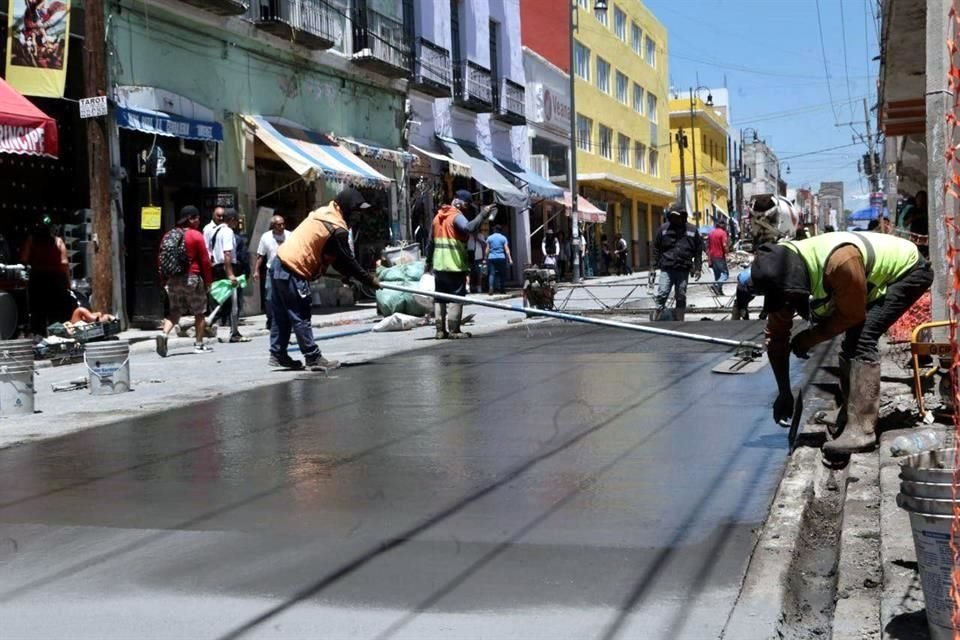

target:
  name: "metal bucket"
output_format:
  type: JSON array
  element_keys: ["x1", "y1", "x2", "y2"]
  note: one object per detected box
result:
[
  {"x1": 900, "y1": 448, "x2": 957, "y2": 484},
  {"x1": 901, "y1": 481, "x2": 954, "y2": 500},
  {"x1": 85, "y1": 341, "x2": 131, "y2": 395},
  {"x1": 898, "y1": 447, "x2": 960, "y2": 639}
]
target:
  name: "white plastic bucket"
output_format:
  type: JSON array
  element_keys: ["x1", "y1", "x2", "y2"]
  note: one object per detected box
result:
[
  {"x1": 85, "y1": 341, "x2": 131, "y2": 395},
  {"x1": 901, "y1": 509, "x2": 956, "y2": 640},
  {"x1": 901, "y1": 448, "x2": 957, "y2": 483},
  {"x1": 0, "y1": 361, "x2": 34, "y2": 416},
  {"x1": 901, "y1": 480, "x2": 954, "y2": 500}
]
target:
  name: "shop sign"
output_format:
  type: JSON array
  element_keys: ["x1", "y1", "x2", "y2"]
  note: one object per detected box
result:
[
  {"x1": 140, "y1": 206, "x2": 161, "y2": 230},
  {"x1": 79, "y1": 97, "x2": 108, "y2": 119},
  {"x1": 116, "y1": 106, "x2": 224, "y2": 142},
  {"x1": 532, "y1": 84, "x2": 571, "y2": 134},
  {"x1": 4, "y1": 0, "x2": 72, "y2": 98},
  {"x1": 201, "y1": 187, "x2": 238, "y2": 215},
  {"x1": 0, "y1": 123, "x2": 46, "y2": 155}
]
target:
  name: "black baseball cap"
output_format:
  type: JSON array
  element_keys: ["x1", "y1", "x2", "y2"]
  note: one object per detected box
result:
[{"x1": 335, "y1": 187, "x2": 372, "y2": 214}]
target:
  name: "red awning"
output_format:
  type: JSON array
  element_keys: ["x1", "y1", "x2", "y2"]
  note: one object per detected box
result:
[
  {"x1": 555, "y1": 191, "x2": 607, "y2": 223},
  {"x1": 0, "y1": 77, "x2": 58, "y2": 158}
]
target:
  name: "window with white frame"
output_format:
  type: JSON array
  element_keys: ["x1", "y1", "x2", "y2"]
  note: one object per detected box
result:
[
  {"x1": 631, "y1": 23, "x2": 642, "y2": 55},
  {"x1": 596, "y1": 57, "x2": 610, "y2": 93},
  {"x1": 599, "y1": 125, "x2": 613, "y2": 159},
  {"x1": 616, "y1": 72, "x2": 628, "y2": 104},
  {"x1": 578, "y1": 0, "x2": 589, "y2": 7},
  {"x1": 632, "y1": 83, "x2": 644, "y2": 114},
  {"x1": 634, "y1": 141, "x2": 647, "y2": 171},
  {"x1": 574, "y1": 43, "x2": 590, "y2": 81},
  {"x1": 618, "y1": 134, "x2": 630, "y2": 166},
  {"x1": 647, "y1": 92, "x2": 658, "y2": 122},
  {"x1": 649, "y1": 148, "x2": 659, "y2": 176},
  {"x1": 645, "y1": 36, "x2": 656, "y2": 67},
  {"x1": 614, "y1": 6, "x2": 626, "y2": 41},
  {"x1": 577, "y1": 114, "x2": 593, "y2": 152}
]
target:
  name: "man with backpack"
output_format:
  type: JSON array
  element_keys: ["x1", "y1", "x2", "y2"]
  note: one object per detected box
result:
[{"x1": 156, "y1": 206, "x2": 213, "y2": 357}]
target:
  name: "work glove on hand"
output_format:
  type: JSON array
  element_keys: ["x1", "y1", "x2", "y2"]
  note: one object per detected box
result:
[
  {"x1": 693, "y1": 270, "x2": 702, "y2": 281},
  {"x1": 483, "y1": 204, "x2": 498, "y2": 220},
  {"x1": 774, "y1": 390, "x2": 794, "y2": 424},
  {"x1": 370, "y1": 276, "x2": 382, "y2": 290},
  {"x1": 790, "y1": 329, "x2": 815, "y2": 359}
]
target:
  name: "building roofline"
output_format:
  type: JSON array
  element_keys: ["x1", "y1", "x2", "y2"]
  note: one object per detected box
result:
[{"x1": 522, "y1": 46, "x2": 569, "y2": 79}]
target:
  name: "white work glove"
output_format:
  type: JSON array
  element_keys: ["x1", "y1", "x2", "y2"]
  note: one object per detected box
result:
[{"x1": 482, "y1": 204, "x2": 498, "y2": 220}]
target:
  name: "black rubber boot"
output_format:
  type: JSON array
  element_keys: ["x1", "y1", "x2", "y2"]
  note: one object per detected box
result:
[{"x1": 822, "y1": 359, "x2": 880, "y2": 455}]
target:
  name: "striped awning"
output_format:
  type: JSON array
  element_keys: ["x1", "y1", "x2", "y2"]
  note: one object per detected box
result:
[{"x1": 241, "y1": 115, "x2": 392, "y2": 188}]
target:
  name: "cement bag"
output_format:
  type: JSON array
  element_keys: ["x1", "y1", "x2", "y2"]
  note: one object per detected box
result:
[
  {"x1": 372, "y1": 313, "x2": 423, "y2": 332},
  {"x1": 375, "y1": 262, "x2": 428, "y2": 317},
  {"x1": 412, "y1": 272, "x2": 435, "y2": 314}
]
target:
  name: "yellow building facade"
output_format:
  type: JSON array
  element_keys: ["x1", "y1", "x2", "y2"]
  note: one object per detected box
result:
[
  {"x1": 573, "y1": 0, "x2": 673, "y2": 271},
  {"x1": 668, "y1": 97, "x2": 730, "y2": 227}
]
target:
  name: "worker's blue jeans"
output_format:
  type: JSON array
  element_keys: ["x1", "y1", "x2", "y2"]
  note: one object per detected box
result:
[
  {"x1": 655, "y1": 269, "x2": 689, "y2": 311},
  {"x1": 269, "y1": 260, "x2": 320, "y2": 360}
]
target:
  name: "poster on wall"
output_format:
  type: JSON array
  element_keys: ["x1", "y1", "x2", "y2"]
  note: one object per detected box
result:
[{"x1": 4, "y1": 0, "x2": 71, "y2": 98}]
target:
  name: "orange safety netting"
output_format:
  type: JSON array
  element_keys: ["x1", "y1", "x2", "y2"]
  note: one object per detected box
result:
[
  {"x1": 888, "y1": 291, "x2": 933, "y2": 343},
  {"x1": 947, "y1": 4, "x2": 960, "y2": 637}
]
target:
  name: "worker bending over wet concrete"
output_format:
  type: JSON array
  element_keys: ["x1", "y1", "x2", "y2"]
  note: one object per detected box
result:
[
  {"x1": 269, "y1": 187, "x2": 381, "y2": 371},
  {"x1": 426, "y1": 190, "x2": 497, "y2": 339},
  {"x1": 749, "y1": 232, "x2": 932, "y2": 454}
]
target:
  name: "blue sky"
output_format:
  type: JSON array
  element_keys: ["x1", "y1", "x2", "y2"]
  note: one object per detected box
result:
[{"x1": 644, "y1": 0, "x2": 880, "y2": 211}]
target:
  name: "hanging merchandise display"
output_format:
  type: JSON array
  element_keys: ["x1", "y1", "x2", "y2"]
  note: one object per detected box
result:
[{"x1": 4, "y1": 0, "x2": 71, "y2": 98}]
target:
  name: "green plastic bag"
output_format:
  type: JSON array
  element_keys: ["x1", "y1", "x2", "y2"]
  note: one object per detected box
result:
[
  {"x1": 209, "y1": 275, "x2": 247, "y2": 305},
  {"x1": 375, "y1": 262, "x2": 428, "y2": 317}
]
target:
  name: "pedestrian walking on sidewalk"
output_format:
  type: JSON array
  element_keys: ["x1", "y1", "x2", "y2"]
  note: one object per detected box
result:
[
  {"x1": 255, "y1": 214, "x2": 290, "y2": 330},
  {"x1": 557, "y1": 231, "x2": 571, "y2": 281},
  {"x1": 541, "y1": 228, "x2": 559, "y2": 277},
  {"x1": 156, "y1": 206, "x2": 213, "y2": 356},
  {"x1": 706, "y1": 218, "x2": 730, "y2": 296},
  {"x1": 467, "y1": 228, "x2": 487, "y2": 294},
  {"x1": 209, "y1": 209, "x2": 249, "y2": 343},
  {"x1": 21, "y1": 215, "x2": 71, "y2": 336},
  {"x1": 614, "y1": 232, "x2": 632, "y2": 275},
  {"x1": 652, "y1": 205, "x2": 703, "y2": 321},
  {"x1": 270, "y1": 187, "x2": 381, "y2": 370},
  {"x1": 203, "y1": 206, "x2": 224, "y2": 258},
  {"x1": 750, "y1": 232, "x2": 933, "y2": 454},
  {"x1": 486, "y1": 225, "x2": 513, "y2": 295},
  {"x1": 426, "y1": 190, "x2": 496, "y2": 339}
]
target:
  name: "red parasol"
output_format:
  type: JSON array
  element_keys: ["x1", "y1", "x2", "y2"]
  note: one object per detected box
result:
[{"x1": 0, "y1": 76, "x2": 58, "y2": 158}]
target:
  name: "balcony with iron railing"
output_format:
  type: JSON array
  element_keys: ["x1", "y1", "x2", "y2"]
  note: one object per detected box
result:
[
  {"x1": 180, "y1": 0, "x2": 249, "y2": 15},
  {"x1": 453, "y1": 60, "x2": 493, "y2": 113},
  {"x1": 409, "y1": 38, "x2": 452, "y2": 98},
  {"x1": 352, "y1": 7, "x2": 410, "y2": 78},
  {"x1": 245, "y1": 0, "x2": 344, "y2": 50},
  {"x1": 493, "y1": 78, "x2": 525, "y2": 125}
]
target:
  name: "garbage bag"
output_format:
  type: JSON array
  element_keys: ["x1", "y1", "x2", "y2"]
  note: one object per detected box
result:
[
  {"x1": 209, "y1": 275, "x2": 248, "y2": 305},
  {"x1": 412, "y1": 273, "x2": 434, "y2": 312},
  {"x1": 375, "y1": 262, "x2": 429, "y2": 317},
  {"x1": 372, "y1": 313, "x2": 424, "y2": 332}
]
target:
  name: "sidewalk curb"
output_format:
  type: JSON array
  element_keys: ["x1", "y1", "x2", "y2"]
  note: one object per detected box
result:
[
  {"x1": 33, "y1": 294, "x2": 521, "y2": 369},
  {"x1": 721, "y1": 446, "x2": 819, "y2": 639}
]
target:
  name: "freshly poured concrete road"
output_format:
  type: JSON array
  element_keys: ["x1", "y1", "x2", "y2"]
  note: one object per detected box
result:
[{"x1": 0, "y1": 321, "x2": 788, "y2": 639}]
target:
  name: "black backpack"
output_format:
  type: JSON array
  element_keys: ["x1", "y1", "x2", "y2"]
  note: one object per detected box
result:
[{"x1": 158, "y1": 227, "x2": 189, "y2": 278}]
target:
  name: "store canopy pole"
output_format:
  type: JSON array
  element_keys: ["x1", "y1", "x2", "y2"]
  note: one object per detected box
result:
[
  {"x1": 83, "y1": 0, "x2": 113, "y2": 314},
  {"x1": 256, "y1": 176, "x2": 307, "y2": 202}
]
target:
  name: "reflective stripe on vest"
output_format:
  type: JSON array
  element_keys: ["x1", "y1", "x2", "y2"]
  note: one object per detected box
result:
[
  {"x1": 432, "y1": 206, "x2": 469, "y2": 272},
  {"x1": 784, "y1": 231, "x2": 920, "y2": 321}
]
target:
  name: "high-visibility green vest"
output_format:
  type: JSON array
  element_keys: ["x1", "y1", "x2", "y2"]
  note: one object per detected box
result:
[
  {"x1": 432, "y1": 205, "x2": 470, "y2": 272},
  {"x1": 784, "y1": 232, "x2": 920, "y2": 321}
]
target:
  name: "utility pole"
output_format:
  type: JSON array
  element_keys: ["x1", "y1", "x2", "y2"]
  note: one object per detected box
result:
[
  {"x1": 83, "y1": 0, "x2": 114, "y2": 313},
  {"x1": 677, "y1": 129, "x2": 688, "y2": 210},
  {"x1": 688, "y1": 89, "x2": 699, "y2": 224},
  {"x1": 863, "y1": 98, "x2": 880, "y2": 193}
]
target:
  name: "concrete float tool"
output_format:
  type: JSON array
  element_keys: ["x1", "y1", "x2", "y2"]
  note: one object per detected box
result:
[{"x1": 379, "y1": 283, "x2": 765, "y2": 374}]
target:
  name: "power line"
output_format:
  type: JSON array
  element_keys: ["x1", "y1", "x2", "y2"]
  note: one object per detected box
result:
[
  {"x1": 731, "y1": 96, "x2": 865, "y2": 126},
  {"x1": 668, "y1": 52, "x2": 869, "y2": 81},
  {"x1": 815, "y1": 0, "x2": 840, "y2": 124},
  {"x1": 839, "y1": 0, "x2": 856, "y2": 121}
]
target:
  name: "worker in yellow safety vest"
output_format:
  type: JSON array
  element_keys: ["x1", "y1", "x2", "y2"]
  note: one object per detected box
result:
[
  {"x1": 426, "y1": 189, "x2": 497, "y2": 339},
  {"x1": 749, "y1": 231, "x2": 932, "y2": 454}
]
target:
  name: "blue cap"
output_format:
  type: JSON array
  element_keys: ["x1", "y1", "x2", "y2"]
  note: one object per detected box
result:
[{"x1": 455, "y1": 189, "x2": 473, "y2": 202}]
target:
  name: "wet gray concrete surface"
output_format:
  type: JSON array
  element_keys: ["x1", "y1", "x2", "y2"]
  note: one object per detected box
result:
[{"x1": 0, "y1": 320, "x2": 789, "y2": 639}]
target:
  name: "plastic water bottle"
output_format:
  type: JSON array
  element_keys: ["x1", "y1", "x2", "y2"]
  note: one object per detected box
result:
[{"x1": 890, "y1": 429, "x2": 947, "y2": 457}]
